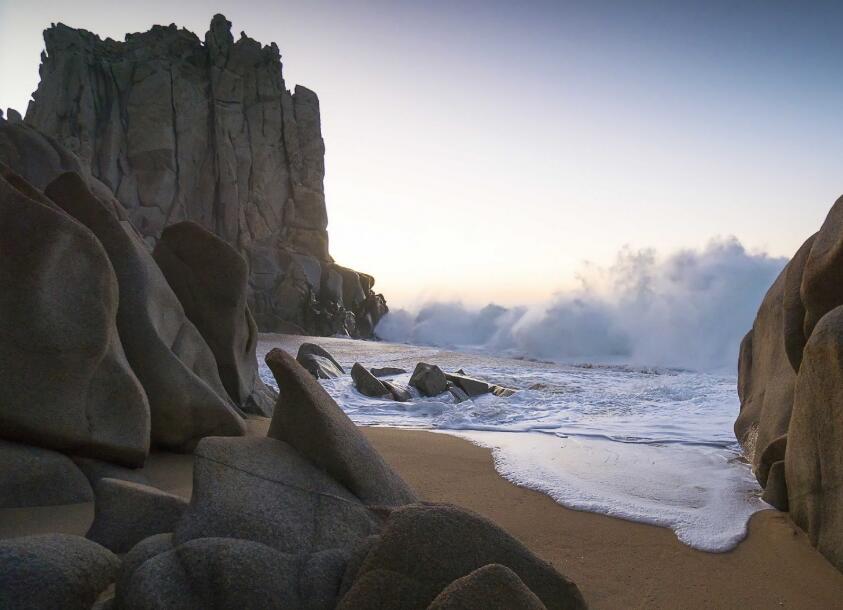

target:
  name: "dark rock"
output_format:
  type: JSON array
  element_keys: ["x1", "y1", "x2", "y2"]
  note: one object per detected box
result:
[
  {"x1": 114, "y1": 534, "x2": 174, "y2": 608},
  {"x1": 410, "y1": 363, "x2": 449, "y2": 397},
  {"x1": 265, "y1": 348, "x2": 418, "y2": 506},
  {"x1": 371, "y1": 367, "x2": 407, "y2": 377},
  {"x1": 345, "y1": 503, "x2": 586, "y2": 610},
  {"x1": 383, "y1": 380, "x2": 412, "y2": 403},
  {"x1": 86, "y1": 478, "x2": 189, "y2": 553},
  {"x1": 447, "y1": 383, "x2": 470, "y2": 403},
  {"x1": 0, "y1": 167, "x2": 150, "y2": 466},
  {"x1": 153, "y1": 221, "x2": 277, "y2": 416},
  {"x1": 756, "y1": 434, "x2": 786, "y2": 488},
  {"x1": 352, "y1": 363, "x2": 391, "y2": 398},
  {"x1": 783, "y1": 235, "x2": 816, "y2": 372},
  {"x1": 445, "y1": 372, "x2": 494, "y2": 397},
  {"x1": 339, "y1": 535, "x2": 381, "y2": 598},
  {"x1": 0, "y1": 440, "x2": 92, "y2": 508},
  {"x1": 762, "y1": 461, "x2": 788, "y2": 511},
  {"x1": 427, "y1": 564, "x2": 548, "y2": 610},
  {"x1": 174, "y1": 436, "x2": 382, "y2": 553},
  {"x1": 72, "y1": 457, "x2": 150, "y2": 488},
  {"x1": 787, "y1": 305, "x2": 843, "y2": 571},
  {"x1": 0, "y1": 534, "x2": 119, "y2": 610},
  {"x1": 45, "y1": 172, "x2": 246, "y2": 452},
  {"x1": 297, "y1": 342, "x2": 345, "y2": 379}
]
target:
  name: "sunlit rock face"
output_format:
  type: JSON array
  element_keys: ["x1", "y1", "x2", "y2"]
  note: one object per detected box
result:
[{"x1": 24, "y1": 14, "x2": 386, "y2": 336}]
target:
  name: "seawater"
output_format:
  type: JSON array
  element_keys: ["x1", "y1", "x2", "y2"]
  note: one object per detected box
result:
[{"x1": 257, "y1": 336, "x2": 767, "y2": 552}]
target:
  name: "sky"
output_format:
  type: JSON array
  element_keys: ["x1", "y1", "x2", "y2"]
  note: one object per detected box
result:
[{"x1": 1, "y1": 0, "x2": 842, "y2": 308}]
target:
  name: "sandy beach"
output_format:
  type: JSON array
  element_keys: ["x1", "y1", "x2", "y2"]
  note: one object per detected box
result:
[{"x1": 2, "y1": 420, "x2": 841, "y2": 609}]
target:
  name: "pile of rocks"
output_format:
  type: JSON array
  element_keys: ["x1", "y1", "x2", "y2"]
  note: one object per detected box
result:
[
  {"x1": 0, "y1": 348, "x2": 588, "y2": 609},
  {"x1": 0, "y1": 123, "x2": 275, "y2": 508},
  {"x1": 737, "y1": 195, "x2": 843, "y2": 572}
]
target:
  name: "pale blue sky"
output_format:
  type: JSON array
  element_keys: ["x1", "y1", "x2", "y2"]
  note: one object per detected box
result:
[{"x1": 2, "y1": 1, "x2": 841, "y2": 306}]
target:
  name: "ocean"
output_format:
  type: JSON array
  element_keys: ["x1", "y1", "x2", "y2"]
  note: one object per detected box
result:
[{"x1": 258, "y1": 336, "x2": 767, "y2": 553}]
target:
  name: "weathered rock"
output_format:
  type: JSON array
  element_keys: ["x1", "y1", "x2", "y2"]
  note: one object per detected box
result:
[
  {"x1": 72, "y1": 457, "x2": 151, "y2": 488},
  {"x1": 297, "y1": 342, "x2": 345, "y2": 379},
  {"x1": 45, "y1": 172, "x2": 246, "y2": 451},
  {"x1": 734, "y1": 266, "x2": 796, "y2": 473},
  {"x1": 26, "y1": 16, "x2": 387, "y2": 337},
  {"x1": 491, "y1": 385, "x2": 518, "y2": 397},
  {"x1": 410, "y1": 363, "x2": 449, "y2": 397},
  {"x1": 0, "y1": 534, "x2": 119, "y2": 610},
  {"x1": 427, "y1": 564, "x2": 548, "y2": 610},
  {"x1": 153, "y1": 221, "x2": 276, "y2": 416},
  {"x1": 756, "y1": 434, "x2": 787, "y2": 488},
  {"x1": 762, "y1": 461, "x2": 788, "y2": 511},
  {"x1": 344, "y1": 503, "x2": 586, "y2": 610},
  {"x1": 447, "y1": 383, "x2": 470, "y2": 403},
  {"x1": 115, "y1": 534, "x2": 174, "y2": 608},
  {"x1": 445, "y1": 372, "x2": 494, "y2": 397},
  {"x1": 787, "y1": 305, "x2": 843, "y2": 571},
  {"x1": 0, "y1": 168, "x2": 150, "y2": 466},
  {"x1": 0, "y1": 440, "x2": 92, "y2": 508},
  {"x1": 352, "y1": 363, "x2": 391, "y2": 398},
  {"x1": 87, "y1": 478, "x2": 189, "y2": 553},
  {"x1": 339, "y1": 535, "x2": 381, "y2": 598},
  {"x1": 266, "y1": 348, "x2": 418, "y2": 506},
  {"x1": 174, "y1": 436, "x2": 381, "y2": 553},
  {"x1": 801, "y1": 196, "x2": 843, "y2": 337},
  {"x1": 783, "y1": 235, "x2": 816, "y2": 372},
  {"x1": 121, "y1": 537, "x2": 303, "y2": 609},
  {"x1": 371, "y1": 367, "x2": 407, "y2": 377},
  {"x1": 383, "y1": 380, "x2": 412, "y2": 403}
]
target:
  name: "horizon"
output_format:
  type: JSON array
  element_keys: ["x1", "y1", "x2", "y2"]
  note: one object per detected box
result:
[{"x1": 2, "y1": 1, "x2": 841, "y2": 308}]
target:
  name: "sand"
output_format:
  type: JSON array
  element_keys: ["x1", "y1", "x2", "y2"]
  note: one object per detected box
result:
[{"x1": 2, "y1": 422, "x2": 842, "y2": 609}]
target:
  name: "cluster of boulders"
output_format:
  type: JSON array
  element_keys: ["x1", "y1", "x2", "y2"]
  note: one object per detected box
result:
[
  {"x1": 295, "y1": 344, "x2": 517, "y2": 404},
  {"x1": 0, "y1": 121, "x2": 275, "y2": 507},
  {"x1": 737, "y1": 195, "x2": 843, "y2": 572},
  {"x1": 0, "y1": 347, "x2": 587, "y2": 609},
  {"x1": 12, "y1": 14, "x2": 388, "y2": 337}
]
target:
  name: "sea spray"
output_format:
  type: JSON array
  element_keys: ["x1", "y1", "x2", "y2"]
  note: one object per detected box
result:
[{"x1": 376, "y1": 237, "x2": 786, "y2": 371}]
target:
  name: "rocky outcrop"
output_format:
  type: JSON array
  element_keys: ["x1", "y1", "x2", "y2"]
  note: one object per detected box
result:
[
  {"x1": 45, "y1": 171, "x2": 246, "y2": 452},
  {"x1": 23, "y1": 15, "x2": 387, "y2": 337},
  {"x1": 0, "y1": 165, "x2": 150, "y2": 467},
  {"x1": 152, "y1": 221, "x2": 277, "y2": 416},
  {"x1": 737, "y1": 195, "x2": 843, "y2": 572}
]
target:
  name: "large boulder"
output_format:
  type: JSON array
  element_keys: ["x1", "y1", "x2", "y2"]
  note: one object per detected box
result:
[
  {"x1": 174, "y1": 436, "x2": 381, "y2": 553},
  {"x1": 340, "y1": 503, "x2": 586, "y2": 610},
  {"x1": 153, "y1": 221, "x2": 277, "y2": 416},
  {"x1": 352, "y1": 363, "x2": 391, "y2": 398},
  {"x1": 427, "y1": 564, "x2": 548, "y2": 610},
  {"x1": 0, "y1": 440, "x2": 92, "y2": 508},
  {"x1": 410, "y1": 363, "x2": 449, "y2": 397},
  {"x1": 0, "y1": 534, "x2": 119, "y2": 610},
  {"x1": 45, "y1": 172, "x2": 246, "y2": 451},
  {"x1": 120, "y1": 537, "x2": 348, "y2": 610},
  {"x1": 800, "y1": 195, "x2": 843, "y2": 337},
  {"x1": 297, "y1": 342, "x2": 345, "y2": 379},
  {"x1": 787, "y1": 305, "x2": 843, "y2": 571},
  {"x1": 0, "y1": 167, "x2": 150, "y2": 466},
  {"x1": 734, "y1": 266, "x2": 796, "y2": 473},
  {"x1": 783, "y1": 234, "x2": 816, "y2": 372},
  {"x1": 265, "y1": 348, "x2": 418, "y2": 506},
  {"x1": 86, "y1": 478, "x2": 189, "y2": 553},
  {"x1": 115, "y1": 534, "x2": 175, "y2": 608}
]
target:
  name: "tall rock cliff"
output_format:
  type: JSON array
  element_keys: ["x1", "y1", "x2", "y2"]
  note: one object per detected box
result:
[{"x1": 22, "y1": 14, "x2": 387, "y2": 337}]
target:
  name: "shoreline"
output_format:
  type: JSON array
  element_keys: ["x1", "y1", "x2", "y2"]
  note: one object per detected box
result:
[{"x1": 2, "y1": 424, "x2": 841, "y2": 608}]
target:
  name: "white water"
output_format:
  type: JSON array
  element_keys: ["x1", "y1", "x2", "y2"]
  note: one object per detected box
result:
[{"x1": 258, "y1": 336, "x2": 767, "y2": 552}]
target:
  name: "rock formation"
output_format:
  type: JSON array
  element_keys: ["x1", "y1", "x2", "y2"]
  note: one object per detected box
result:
[
  {"x1": 737, "y1": 195, "x2": 843, "y2": 572},
  {"x1": 22, "y1": 14, "x2": 387, "y2": 337}
]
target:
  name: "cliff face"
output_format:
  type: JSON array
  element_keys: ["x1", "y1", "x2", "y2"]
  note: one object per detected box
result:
[{"x1": 23, "y1": 15, "x2": 386, "y2": 337}]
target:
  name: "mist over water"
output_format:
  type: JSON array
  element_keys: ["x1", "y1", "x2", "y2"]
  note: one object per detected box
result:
[{"x1": 377, "y1": 238, "x2": 786, "y2": 371}]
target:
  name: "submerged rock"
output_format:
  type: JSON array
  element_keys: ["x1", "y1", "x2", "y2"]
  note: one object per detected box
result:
[
  {"x1": 297, "y1": 342, "x2": 345, "y2": 379},
  {"x1": 265, "y1": 348, "x2": 418, "y2": 506},
  {"x1": 410, "y1": 363, "x2": 449, "y2": 397},
  {"x1": 383, "y1": 380, "x2": 412, "y2": 402},
  {"x1": 352, "y1": 363, "x2": 391, "y2": 398}
]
